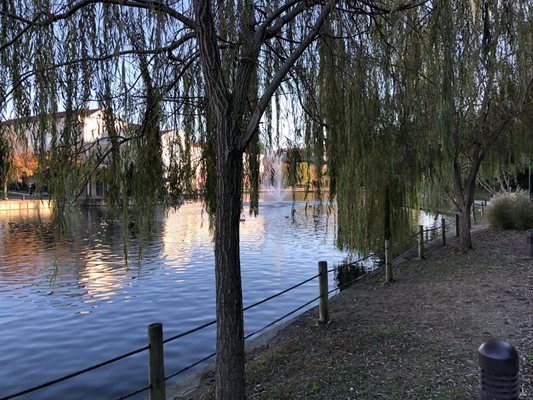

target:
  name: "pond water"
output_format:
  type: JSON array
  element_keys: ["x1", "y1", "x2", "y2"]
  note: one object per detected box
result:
[
  {"x1": 0, "y1": 201, "x2": 355, "y2": 400},
  {"x1": 0, "y1": 200, "x2": 443, "y2": 400}
]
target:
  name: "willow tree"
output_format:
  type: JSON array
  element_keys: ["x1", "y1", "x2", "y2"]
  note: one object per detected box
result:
[
  {"x1": 421, "y1": 0, "x2": 533, "y2": 251},
  {"x1": 316, "y1": 8, "x2": 426, "y2": 264},
  {"x1": 0, "y1": 1, "x2": 425, "y2": 399}
]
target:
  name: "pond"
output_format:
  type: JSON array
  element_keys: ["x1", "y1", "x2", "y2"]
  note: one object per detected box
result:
[
  {"x1": 0, "y1": 200, "x2": 443, "y2": 400},
  {"x1": 0, "y1": 201, "x2": 356, "y2": 400}
]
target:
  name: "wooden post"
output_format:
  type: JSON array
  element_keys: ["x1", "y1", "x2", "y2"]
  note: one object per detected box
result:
[
  {"x1": 384, "y1": 239, "x2": 393, "y2": 283},
  {"x1": 318, "y1": 261, "x2": 329, "y2": 324},
  {"x1": 418, "y1": 225, "x2": 424, "y2": 259},
  {"x1": 455, "y1": 214, "x2": 459, "y2": 237},
  {"x1": 148, "y1": 323, "x2": 166, "y2": 400},
  {"x1": 481, "y1": 202, "x2": 485, "y2": 216},
  {"x1": 441, "y1": 218, "x2": 446, "y2": 246},
  {"x1": 472, "y1": 205, "x2": 477, "y2": 223}
]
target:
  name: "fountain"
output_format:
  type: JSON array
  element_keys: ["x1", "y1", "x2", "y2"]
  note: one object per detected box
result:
[{"x1": 260, "y1": 152, "x2": 290, "y2": 202}]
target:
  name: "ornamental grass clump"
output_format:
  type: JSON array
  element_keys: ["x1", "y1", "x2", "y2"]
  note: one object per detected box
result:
[
  {"x1": 511, "y1": 192, "x2": 533, "y2": 230},
  {"x1": 486, "y1": 191, "x2": 533, "y2": 230}
]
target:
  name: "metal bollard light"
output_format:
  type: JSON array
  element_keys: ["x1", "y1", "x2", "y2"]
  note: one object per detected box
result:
[
  {"x1": 478, "y1": 340, "x2": 520, "y2": 400},
  {"x1": 527, "y1": 229, "x2": 533, "y2": 258}
]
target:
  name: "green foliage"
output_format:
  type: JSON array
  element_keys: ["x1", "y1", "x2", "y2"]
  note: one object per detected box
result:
[
  {"x1": 322, "y1": 10, "x2": 423, "y2": 252},
  {"x1": 486, "y1": 191, "x2": 533, "y2": 230}
]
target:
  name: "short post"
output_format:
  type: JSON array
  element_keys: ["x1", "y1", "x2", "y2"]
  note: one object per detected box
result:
[
  {"x1": 441, "y1": 218, "x2": 446, "y2": 246},
  {"x1": 148, "y1": 323, "x2": 166, "y2": 400},
  {"x1": 478, "y1": 340, "x2": 520, "y2": 400},
  {"x1": 455, "y1": 214, "x2": 459, "y2": 237},
  {"x1": 318, "y1": 261, "x2": 329, "y2": 324},
  {"x1": 418, "y1": 225, "x2": 424, "y2": 259},
  {"x1": 384, "y1": 239, "x2": 393, "y2": 283}
]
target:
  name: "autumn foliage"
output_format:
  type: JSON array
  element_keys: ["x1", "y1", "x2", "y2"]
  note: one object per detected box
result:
[{"x1": 11, "y1": 149, "x2": 38, "y2": 182}]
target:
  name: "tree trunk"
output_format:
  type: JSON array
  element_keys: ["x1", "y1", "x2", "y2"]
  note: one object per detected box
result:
[
  {"x1": 214, "y1": 147, "x2": 245, "y2": 400},
  {"x1": 2, "y1": 177, "x2": 7, "y2": 199},
  {"x1": 453, "y1": 156, "x2": 478, "y2": 253},
  {"x1": 383, "y1": 185, "x2": 393, "y2": 282},
  {"x1": 457, "y1": 207, "x2": 472, "y2": 251}
]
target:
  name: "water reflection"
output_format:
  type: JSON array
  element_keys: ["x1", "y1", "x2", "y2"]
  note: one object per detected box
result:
[{"x1": 0, "y1": 202, "x2": 349, "y2": 400}]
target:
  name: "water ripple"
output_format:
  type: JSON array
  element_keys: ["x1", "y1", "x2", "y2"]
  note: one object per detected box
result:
[{"x1": 0, "y1": 202, "x2": 348, "y2": 399}]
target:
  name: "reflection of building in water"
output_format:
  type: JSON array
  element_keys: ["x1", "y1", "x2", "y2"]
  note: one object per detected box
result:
[
  {"x1": 0, "y1": 207, "x2": 131, "y2": 305},
  {"x1": 0, "y1": 207, "x2": 52, "y2": 268},
  {"x1": 161, "y1": 202, "x2": 212, "y2": 264},
  {"x1": 79, "y1": 257, "x2": 126, "y2": 302}
]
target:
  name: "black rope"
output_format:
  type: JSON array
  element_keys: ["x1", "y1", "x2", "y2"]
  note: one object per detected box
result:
[
  {"x1": 115, "y1": 384, "x2": 151, "y2": 400},
  {"x1": 165, "y1": 352, "x2": 217, "y2": 381},
  {"x1": 391, "y1": 232, "x2": 418, "y2": 248},
  {"x1": 329, "y1": 272, "x2": 368, "y2": 294},
  {"x1": 164, "y1": 295, "x2": 322, "y2": 381},
  {"x1": 244, "y1": 295, "x2": 321, "y2": 341},
  {"x1": 330, "y1": 248, "x2": 386, "y2": 274},
  {"x1": 392, "y1": 243, "x2": 419, "y2": 261},
  {"x1": 163, "y1": 319, "x2": 217, "y2": 344},
  {"x1": 164, "y1": 273, "x2": 322, "y2": 345},
  {"x1": 243, "y1": 274, "x2": 320, "y2": 312},
  {"x1": 329, "y1": 252, "x2": 375, "y2": 273},
  {"x1": 0, "y1": 346, "x2": 150, "y2": 400}
]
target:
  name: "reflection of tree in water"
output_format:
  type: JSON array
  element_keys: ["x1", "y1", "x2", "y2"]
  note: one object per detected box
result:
[
  {"x1": 335, "y1": 263, "x2": 365, "y2": 291},
  {"x1": 0, "y1": 207, "x2": 168, "y2": 301},
  {"x1": 299, "y1": 202, "x2": 336, "y2": 239}
]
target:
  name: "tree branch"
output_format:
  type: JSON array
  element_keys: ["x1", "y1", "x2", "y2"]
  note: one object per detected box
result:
[
  {"x1": 0, "y1": 0, "x2": 196, "y2": 52},
  {"x1": 239, "y1": 0, "x2": 335, "y2": 153}
]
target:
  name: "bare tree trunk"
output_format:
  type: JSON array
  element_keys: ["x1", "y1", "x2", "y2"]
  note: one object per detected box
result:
[
  {"x1": 383, "y1": 185, "x2": 393, "y2": 282},
  {"x1": 2, "y1": 177, "x2": 7, "y2": 199},
  {"x1": 457, "y1": 206, "x2": 472, "y2": 251},
  {"x1": 214, "y1": 138, "x2": 245, "y2": 400},
  {"x1": 453, "y1": 154, "x2": 479, "y2": 253}
]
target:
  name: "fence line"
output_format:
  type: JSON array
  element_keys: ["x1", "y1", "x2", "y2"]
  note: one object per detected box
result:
[
  {"x1": 2, "y1": 217, "x2": 462, "y2": 400},
  {"x1": 243, "y1": 274, "x2": 320, "y2": 312},
  {"x1": 115, "y1": 385, "x2": 151, "y2": 400},
  {"x1": 0, "y1": 346, "x2": 149, "y2": 400}
]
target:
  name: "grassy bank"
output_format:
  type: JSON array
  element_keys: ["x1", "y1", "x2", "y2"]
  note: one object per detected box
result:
[{"x1": 188, "y1": 227, "x2": 532, "y2": 399}]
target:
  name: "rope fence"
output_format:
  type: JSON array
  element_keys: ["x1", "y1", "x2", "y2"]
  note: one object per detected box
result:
[
  {"x1": 114, "y1": 384, "x2": 151, "y2": 400},
  {"x1": 2, "y1": 214, "x2": 472, "y2": 400},
  {"x1": 0, "y1": 346, "x2": 149, "y2": 400}
]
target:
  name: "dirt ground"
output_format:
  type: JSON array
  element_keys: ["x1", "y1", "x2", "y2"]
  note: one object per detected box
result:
[{"x1": 180, "y1": 225, "x2": 532, "y2": 399}]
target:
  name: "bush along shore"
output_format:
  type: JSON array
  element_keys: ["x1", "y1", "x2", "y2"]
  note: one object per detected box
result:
[{"x1": 178, "y1": 225, "x2": 532, "y2": 400}]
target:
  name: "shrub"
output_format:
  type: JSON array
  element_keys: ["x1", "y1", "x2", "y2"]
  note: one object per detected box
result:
[
  {"x1": 511, "y1": 193, "x2": 533, "y2": 230},
  {"x1": 486, "y1": 190, "x2": 533, "y2": 230}
]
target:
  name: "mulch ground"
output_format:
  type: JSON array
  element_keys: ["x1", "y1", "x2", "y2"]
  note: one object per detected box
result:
[{"x1": 191, "y1": 226, "x2": 532, "y2": 399}]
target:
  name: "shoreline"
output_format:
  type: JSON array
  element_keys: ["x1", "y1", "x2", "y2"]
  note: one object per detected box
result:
[{"x1": 167, "y1": 223, "x2": 532, "y2": 399}]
